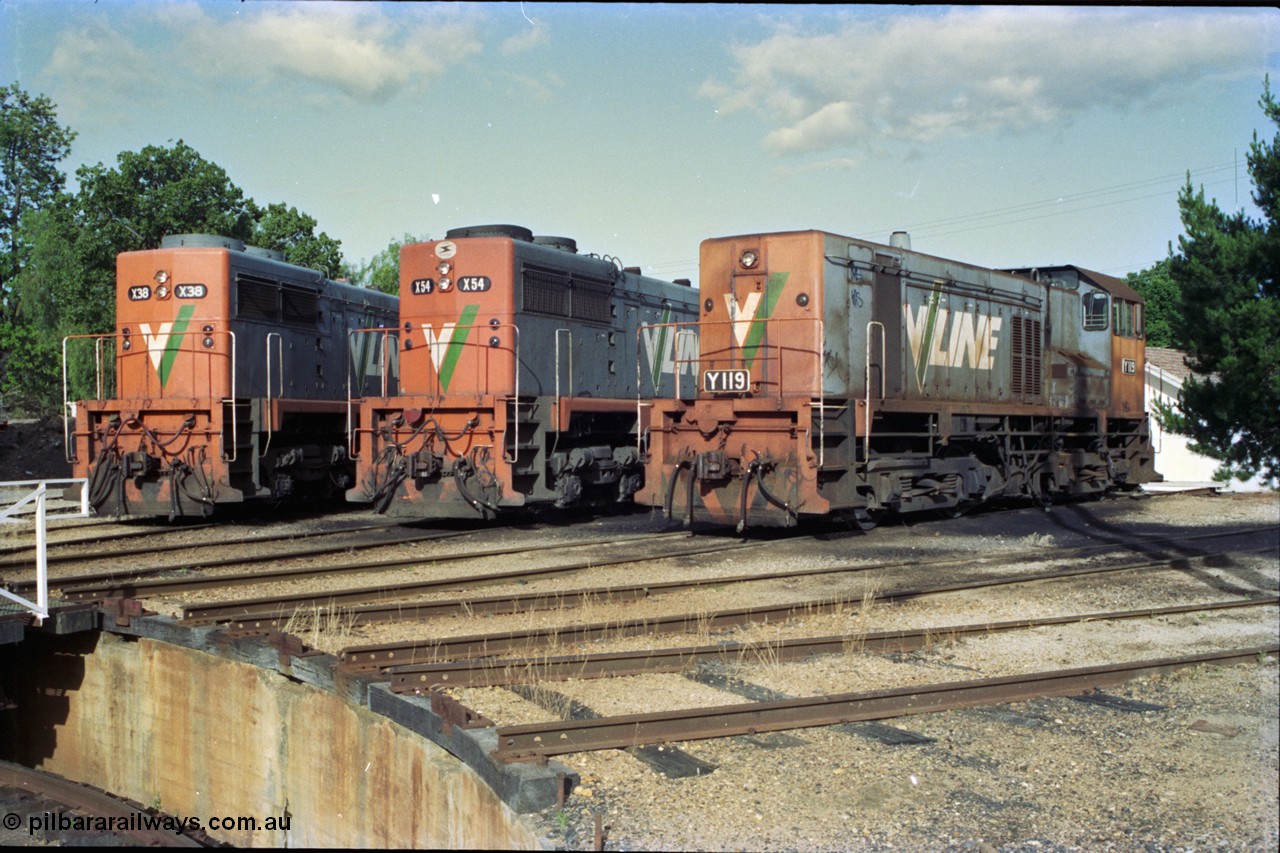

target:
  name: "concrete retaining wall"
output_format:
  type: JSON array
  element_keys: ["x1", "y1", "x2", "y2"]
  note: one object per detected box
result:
[{"x1": 1, "y1": 630, "x2": 542, "y2": 848}]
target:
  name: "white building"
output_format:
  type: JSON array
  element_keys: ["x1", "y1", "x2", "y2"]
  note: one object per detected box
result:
[{"x1": 1144, "y1": 346, "x2": 1267, "y2": 491}]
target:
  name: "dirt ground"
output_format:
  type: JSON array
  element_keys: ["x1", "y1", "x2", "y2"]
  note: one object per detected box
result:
[{"x1": 0, "y1": 418, "x2": 73, "y2": 483}]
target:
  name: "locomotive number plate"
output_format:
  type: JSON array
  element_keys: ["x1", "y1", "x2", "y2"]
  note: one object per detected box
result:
[
  {"x1": 703, "y1": 369, "x2": 750, "y2": 394},
  {"x1": 175, "y1": 284, "x2": 207, "y2": 299},
  {"x1": 128, "y1": 286, "x2": 151, "y2": 301},
  {"x1": 457, "y1": 276, "x2": 491, "y2": 292}
]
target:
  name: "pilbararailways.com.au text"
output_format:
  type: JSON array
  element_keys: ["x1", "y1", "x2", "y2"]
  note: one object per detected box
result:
[{"x1": 10, "y1": 810, "x2": 292, "y2": 836}]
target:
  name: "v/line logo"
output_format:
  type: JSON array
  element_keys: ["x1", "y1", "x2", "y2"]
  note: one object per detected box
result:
[
  {"x1": 722, "y1": 272, "x2": 789, "y2": 368},
  {"x1": 421, "y1": 304, "x2": 480, "y2": 391},
  {"x1": 639, "y1": 308, "x2": 698, "y2": 391},
  {"x1": 904, "y1": 282, "x2": 1003, "y2": 391},
  {"x1": 139, "y1": 304, "x2": 196, "y2": 388}
]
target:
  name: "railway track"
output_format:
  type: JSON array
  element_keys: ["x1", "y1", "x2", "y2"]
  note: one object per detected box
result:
[
  {"x1": 384, "y1": 597, "x2": 1280, "y2": 690},
  {"x1": 0, "y1": 760, "x2": 212, "y2": 847},
  {"x1": 336, "y1": 538, "x2": 1278, "y2": 671},
  {"x1": 488, "y1": 646, "x2": 1279, "y2": 761}
]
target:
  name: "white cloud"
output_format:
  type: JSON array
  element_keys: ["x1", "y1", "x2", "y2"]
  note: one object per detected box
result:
[
  {"x1": 703, "y1": 8, "x2": 1279, "y2": 155},
  {"x1": 501, "y1": 21, "x2": 550, "y2": 56},
  {"x1": 42, "y1": 21, "x2": 165, "y2": 120},
  {"x1": 174, "y1": 4, "x2": 484, "y2": 102},
  {"x1": 44, "y1": 3, "x2": 485, "y2": 108}
]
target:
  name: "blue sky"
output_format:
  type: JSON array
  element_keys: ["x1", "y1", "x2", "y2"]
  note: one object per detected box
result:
[{"x1": 2, "y1": 2, "x2": 1276, "y2": 286}]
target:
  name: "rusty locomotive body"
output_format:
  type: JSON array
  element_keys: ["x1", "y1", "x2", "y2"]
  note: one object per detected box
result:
[
  {"x1": 346, "y1": 225, "x2": 700, "y2": 519},
  {"x1": 65, "y1": 235, "x2": 398, "y2": 518},
  {"x1": 638, "y1": 230, "x2": 1159, "y2": 530}
]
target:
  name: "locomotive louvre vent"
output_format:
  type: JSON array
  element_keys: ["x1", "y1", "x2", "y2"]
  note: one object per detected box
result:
[
  {"x1": 281, "y1": 284, "x2": 320, "y2": 327},
  {"x1": 1010, "y1": 316, "x2": 1043, "y2": 397},
  {"x1": 236, "y1": 273, "x2": 279, "y2": 322},
  {"x1": 522, "y1": 266, "x2": 570, "y2": 316},
  {"x1": 571, "y1": 277, "x2": 613, "y2": 324}
]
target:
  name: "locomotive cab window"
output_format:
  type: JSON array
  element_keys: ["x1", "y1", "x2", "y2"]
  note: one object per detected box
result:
[
  {"x1": 1113, "y1": 299, "x2": 1143, "y2": 339},
  {"x1": 1082, "y1": 291, "x2": 1109, "y2": 330}
]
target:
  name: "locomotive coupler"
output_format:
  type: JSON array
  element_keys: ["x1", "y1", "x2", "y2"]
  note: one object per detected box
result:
[
  {"x1": 694, "y1": 450, "x2": 734, "y2": 482},
  {"x1": 407, "y1": 448, "x2": 441, "y2": 479}
]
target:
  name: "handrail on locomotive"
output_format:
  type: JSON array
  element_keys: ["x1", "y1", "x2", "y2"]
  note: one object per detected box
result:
[
  {"x1": 635, "y1": 315, "x2": 828, "y2": 463},
  {"x1": 62, "y1": 329, "x2": 239, "y2": 464},
  {"x1": 346, "y1": 322, "x2": 522, "y2": 465}
]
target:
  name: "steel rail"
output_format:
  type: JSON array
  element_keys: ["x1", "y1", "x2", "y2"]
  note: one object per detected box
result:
[
  {"x1": 2, "y1": 518, "x2": 397, "y2": 567},
  {"x1": 7, "y1": 526, "x2": 469, "y2": 595},
  {"x1": 0, "y1": 521, "x2": 219, "y2": 562},
  {"x1": 203, "y1": 530, "x2": 1277, "y2": 627},
  {"x1": 491, "y1": 645, "x2": 1279, "y2": 761},
  {"x1": 225, "y1": 537, "x2": 1274, "y2": 630},
  {"x1": 184, "y1": 538, "x2": 751, "y2": 624},
  {"x1": 62, "y1": 531, "x2": 701, "y2": 601},
  {"x1": 336, "y1": 544, "x2": 1278, "y2": 671},
  {"x1": 387, "y1": 596, "x2": 1279, "y2": 691},
  {"x1": 0, "y1": 760, "x2": 209, "y2": 847}
]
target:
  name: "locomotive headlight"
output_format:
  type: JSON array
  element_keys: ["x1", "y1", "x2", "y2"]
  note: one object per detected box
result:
[
  {"x1": 121, "y1": 327, "x2": 131, "y2": 350},
  {"x1": 489, "y1": 336, "x2": 501, "y2": 348},
  {"x1": 155, "y1": 284, "x2": 170, "y2": 299},
  {"x1": 438, "y1": 277, "x2": 452, "y2": 291},
  {"x1": 202, "y1": 324, "x2": 215, "y2": 348},
  {"x1": 739, "y1": 250, "x2": 759, "y2": 269},
  {"x1": 437, "y1": 261, "x2": 452, "y2": 276},
  {"x1": 155, "y1": 270, "x2": 170, "y2": 285},
  {"x1": 203, "y1": 337, "x2": 215, "y2": 348}
]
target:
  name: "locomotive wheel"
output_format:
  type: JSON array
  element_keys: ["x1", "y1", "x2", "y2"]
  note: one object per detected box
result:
[
  {"x1": 936, "y1": 500, "x2": 975, "y2": 520},
  {"x1": 850, "y1": 508, "x2": 883, "y2": 531},
  {"x1": 1034, "y1": 474, "x2": 1055, "y2": 510}
]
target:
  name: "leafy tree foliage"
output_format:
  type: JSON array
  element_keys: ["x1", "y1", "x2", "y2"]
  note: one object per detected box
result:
[
  {"x1": 1164, "y1": 82, "x2": 1280, "y2": 488},
  {"x1": 1125, "y1": 258, "x2": 1182, "y2": 349},
  {"x1": 4, "y1": 127, "x2": 351, "y2": 414},
  {"x1": 1, "y1": 83, "x2": 77, "y2": 323},
  {"x1": 349, "y1": 233, "x2": 429, "y2": 295},
  {"x1": 254, "y1": 203, "x2": 343, "y2": 276}
]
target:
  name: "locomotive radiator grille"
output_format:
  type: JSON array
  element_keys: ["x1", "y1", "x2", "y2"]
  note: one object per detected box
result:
[{"x1": 1010, "y1": 316, "x2": 1043, "y2": 397}]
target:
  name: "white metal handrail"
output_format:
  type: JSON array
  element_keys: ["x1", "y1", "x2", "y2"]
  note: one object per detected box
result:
[
  {"x1": 865, "y1": 320, "x2": 885, "y2": 462},
  {"x1": 0, "y1": 478, "x2": 90, "y2": 626},
  {"x1": 262, "y1": 332, "x2": 282, "y2": 457}
]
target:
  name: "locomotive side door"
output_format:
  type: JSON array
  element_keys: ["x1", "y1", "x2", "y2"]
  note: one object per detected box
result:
[{"x1": 872, "y1": 252, "x2": 904, "y2": 399}]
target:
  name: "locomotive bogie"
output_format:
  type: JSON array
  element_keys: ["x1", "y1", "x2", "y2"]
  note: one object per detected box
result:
[
  {"x1": 65, "y1": 235, "x2": 397, "y2": 518},
  {"x1": 639, "y1": 230, "x2": 1160, "y2": 529}
]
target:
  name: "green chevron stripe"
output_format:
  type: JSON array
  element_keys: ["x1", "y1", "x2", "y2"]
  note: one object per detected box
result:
[
  {"x1": 159, "y1": 304, "x2": 195, "y2": 388},
  {"x1": 915, "y1": 281, "x2": 942, "y2": 389},
  {"x1": 742, "y1": 272, "x2": 789, "y2": 368},
  {"x1": 438, "y1": 304, "x2": 479, "y2": 391}
]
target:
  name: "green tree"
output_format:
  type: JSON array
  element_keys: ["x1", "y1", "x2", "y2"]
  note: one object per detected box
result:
[
  {"x1": 253, "y1": 202, "x2": 344, "y2": 276},
  {"x1": 1125, "y1": 258, "x2": 1182, "y2": 349},
  {"x1": 349, "y1": 233, "x2": 428, "y2": 295},
  {"x1": 1164, "y1": 81, "x2": 1280, "y2": 488},
  {"x1": 0, "y1": 83, "x2": 77, "y2": 323}
]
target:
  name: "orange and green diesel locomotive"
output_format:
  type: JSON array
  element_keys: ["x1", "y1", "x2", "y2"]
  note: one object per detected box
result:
[
  {"x1": 64, "y1": 235, "x2": 397, "y2": 518},
  {"x1": 638, "y1": 229, "x2": 1159, "y2": 530},
  {"x1": 346, "y1": 225, "x2": 699, "y2": 519}
]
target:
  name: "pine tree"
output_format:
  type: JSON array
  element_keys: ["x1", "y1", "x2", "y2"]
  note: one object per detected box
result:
[{"x1": 1165, "y1": 81, "x2": 1280, "y2": 487}]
